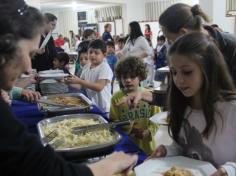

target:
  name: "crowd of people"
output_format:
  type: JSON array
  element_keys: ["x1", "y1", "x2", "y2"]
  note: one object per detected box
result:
[{"x1": 1, "y1": 0, "x2": 236, "y2": 176}]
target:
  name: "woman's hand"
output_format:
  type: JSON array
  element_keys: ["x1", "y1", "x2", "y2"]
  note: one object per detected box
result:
[
  {"x1": 1, "y1": 90, "x2": 11, "y2": 105},
  {"x1": 21, "y1": 89, "x2": 41, "y2": 102},
  {"x1": 146, "y1": 145, "x2": 167, "y2": 160},
  {"x1": 89, "y1": 151, "x2": 138, "y2": 176},
  {"x1": 211, "y1": 167, "x2": 227, "y2": 176}
]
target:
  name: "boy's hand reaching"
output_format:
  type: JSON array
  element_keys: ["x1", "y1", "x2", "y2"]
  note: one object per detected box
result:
[{"x1": 64, "y1": 75, "x2": 81, "y2": 84}]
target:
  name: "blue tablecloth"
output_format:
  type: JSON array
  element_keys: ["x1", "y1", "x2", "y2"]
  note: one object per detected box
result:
[{"x1": 11, "y1": 100, "x2": 147, "y2": 165}]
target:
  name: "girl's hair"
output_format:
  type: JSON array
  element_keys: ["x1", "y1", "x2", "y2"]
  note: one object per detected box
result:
[
  {"x1": 159, "y1": 3, "x2": 210, "y2": 33},
  {"x1": 77, "y1": 40, "x2": 90, "y2": 59},
  {"x1": 115, "y1": 56, "x2": 147, "y2": 82},
  {"x1": 55, "y1": 52, "x2": 70, "y2": 66},
  {"x1": 128, "y1": 21, "x2": 143, "y2": 45},
  {"x1": 145, "y1": 24, "x2": 151, "y2": 32},
  {"x1": 167, "y1": 32, "x2": 235, "y2": 143},
  {"x1": 0, "y1": 0, "x2": 44, "y2": 68}
]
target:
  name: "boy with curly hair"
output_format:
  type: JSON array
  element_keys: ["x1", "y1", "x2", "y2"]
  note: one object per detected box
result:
[{"x1": 110, "y1": 56, "x2": 160, "y2": 154}]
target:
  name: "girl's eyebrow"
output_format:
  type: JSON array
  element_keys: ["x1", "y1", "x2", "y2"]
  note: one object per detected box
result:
[{"x1": 170, "y1": 65, "x2": 193, "y2": 69}]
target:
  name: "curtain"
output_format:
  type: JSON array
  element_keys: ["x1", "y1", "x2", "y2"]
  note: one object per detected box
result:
[
  {"x1": 95, "y1": 6, "x2": 122, "y2": 22},
  {"x1": 226, "y1": 0, "x2": 236, "y2": 12},
  {"x1": 145, "y1": 0, "x2": 180, "y2": 21}
]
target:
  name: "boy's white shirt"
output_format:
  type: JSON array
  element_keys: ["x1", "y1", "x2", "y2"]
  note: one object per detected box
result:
[
  {"x1": 164, "y1": 100, "x2": 236, "y2": 176},
  {"x1": 80, "y1": 59, "x2": 113, "y2": 113}
]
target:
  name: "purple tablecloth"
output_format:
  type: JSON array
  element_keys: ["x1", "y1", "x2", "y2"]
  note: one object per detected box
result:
[{"x1": 11, "y1": 100, "x2": 147, "y2": 165}]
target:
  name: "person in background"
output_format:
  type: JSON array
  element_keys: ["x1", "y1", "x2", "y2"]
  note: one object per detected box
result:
[
  {"x1": 144, "y1": 24, "x2": 152, "y2": 40},
  {"x1": 146, "y1": 37, "x2": 153, "y2": 48},
  {"x1": 116, "y1": 37, "x2": 125, "y2": 51},
  {"x1": 110, "y1": 57, "x2": 160, "y2": 154},
  {"x1": 126, "y1": 32, "x2": 236, "y2": 176},
  {"x1": 118, "y1": 21, "x2": 153, "y2": 61},
  {"x1": 0, "y1": 0, "x2": 137, "y2": 175},
  {"x1": 154, "y1": 35, "x2": 167, "y2": 82},
  {"x1": 53, "y1": 52, "x2": 70, "y2": 74},
  {"x1": 61, "y1": 37, "x2": 70, "y2": 53},
  {"x1": 74, "y1": 40, "x2": 90, "y2": 77},
  {"x1": 155, "y1": 35, "x2": 167, "y2": 69},
  {"x1": 113, "y1": 35, "x2": 120, "y2": 51},
  {"x1": 75, "y1": 34, "x2": 81, "y2": 51},
  {"x1": 106, "y1": 41, "x2": 118, "y2": 93},
  {"x1": 82, "y1": 29, "x2": 96, "y2": 41},
  {"x1": 102, "y1": 23, "x2": 113, "y2": 42},
  {"x1": 69, "y1": 30, "x2": 76, "y2": 48},
  {"x1": 32, "y1": 13, "x2": 57, "y2": 71},
  {"x1": 54, "y1": 34, "x2": 64, "y2": 48},
  {"x1": 93, "y1": 27, "x2": 100, "y2": 38},
  {"x1": 159, "y1": 3, "x2": 236, "y2": 86},
  {"x1": 65, "y1": 39, "x2": 113, "y2": 113}
]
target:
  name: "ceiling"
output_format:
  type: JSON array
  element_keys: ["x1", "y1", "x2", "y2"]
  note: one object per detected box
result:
[{"x1": 39, "y1": 0, "x2": 115, "y2": 10}]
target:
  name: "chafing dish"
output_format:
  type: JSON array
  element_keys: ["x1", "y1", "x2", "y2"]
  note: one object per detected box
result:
[
  {"x1": 37, "y1": 93, "x2": 92, "y2": 113},
  {"x1": 37, "y1": 113, "x2": 122, "y2": 159}
]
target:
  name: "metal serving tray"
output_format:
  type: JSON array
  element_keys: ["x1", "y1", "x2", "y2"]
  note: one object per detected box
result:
[
  {"x1": 37, "y1": 93, "x2": 92, "y2": 113},
  {"x1": 37, "y1": 114, "x2": 122, "y2": 159}
]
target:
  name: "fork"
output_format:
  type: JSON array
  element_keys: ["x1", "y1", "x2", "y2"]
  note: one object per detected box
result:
[{"x1": 41, "y1": 130, "x2": 58, "y2": 145}]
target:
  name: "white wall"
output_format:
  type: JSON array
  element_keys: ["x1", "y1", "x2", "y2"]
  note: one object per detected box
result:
[
  {"x1": 144, "y1": 0, "x2": 198, "y2": 6},
  {"x1": 41, "y1": 9, "x2": 78, "y2": 39},
  {"x1": 213, "y1": 0, "x2": 234, "y2": 33},
  {"x1": 25, "y1": 0, "x2": 40, "y2": 9},
  {"x1": 200, "y1": 0, "x2": 234, "y2": 34},
  {"x1": 122, "y1": 0, "x2": 146, "y2": 34}
]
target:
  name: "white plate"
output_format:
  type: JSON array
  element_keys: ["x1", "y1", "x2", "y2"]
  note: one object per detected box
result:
[
  {"x1": 38, "y1": 70, "x2": 64, "y2": 74},
  {"x1": 38, "y1": 73, "x2": 69, "y2": 80},
  {"x1": 156, "y1": 66, "x2": 170, "y2": 73},
  {"x1": 134, "y1": 156, "x2": 216, "y2": 176},
  {"x1": 150, "y1": 112, "x2": 168, "y2": 125}
]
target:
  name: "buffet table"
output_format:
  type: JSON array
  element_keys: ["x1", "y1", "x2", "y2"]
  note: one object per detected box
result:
[{"x1": 11, "y1": 99, "x2": 147, "y2": 165}]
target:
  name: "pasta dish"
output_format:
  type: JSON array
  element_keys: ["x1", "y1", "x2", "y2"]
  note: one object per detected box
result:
[
  {"x1": 164, "y1": 166, "x2": 192, "y2": 176},
  {"x1": 51, "y1": 96, "x2": 87, "y2": 106},
  {"x1": 43, "y1": 118, "x2": 114, "y2": 149}
]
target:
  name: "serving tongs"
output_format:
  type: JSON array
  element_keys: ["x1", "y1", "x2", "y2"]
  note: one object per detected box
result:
[
  {"x1": 37, "y1": 99, "x2": 75, "y2": 107},
  {"x1": 72, "y1": 120, "x2": 131, "y2": 134}
]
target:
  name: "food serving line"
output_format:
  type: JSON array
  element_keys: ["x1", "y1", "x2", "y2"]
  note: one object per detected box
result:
[{"x1": 11, "y1": 97, "x2": 147, "y2": 165}]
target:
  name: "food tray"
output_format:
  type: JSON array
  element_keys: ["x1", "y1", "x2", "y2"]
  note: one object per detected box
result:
[
  {"x1": 37, "y1": 114, "x2": 122, "y2": 159},
  {"x1": 37, "y1": 93, "x2": 92, "y2": 113}
]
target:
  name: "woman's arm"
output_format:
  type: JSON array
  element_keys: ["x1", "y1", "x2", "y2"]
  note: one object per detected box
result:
[{"x1": 89, "y1": 152, "x2": 137, "y2": 176}]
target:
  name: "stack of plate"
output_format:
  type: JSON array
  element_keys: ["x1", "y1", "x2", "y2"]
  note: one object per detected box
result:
[{"x1": 38, "y1": 70, "x2": 69, "y2": 95}]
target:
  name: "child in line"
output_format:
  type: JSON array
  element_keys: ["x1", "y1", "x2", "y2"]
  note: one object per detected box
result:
[
  {"x1": 106, "y1": 41, "x2": 118, "y2": 93},
  {"x1": 74, "y1": 41, "x2": 90, "y2": 77},
  {"x1": 53, "y1": 52, "x2": 70, "y2": 74},
  {"x1": 110, "y1": 56, "x2": 160, "y2": 154},
  {"x1": 65, "y1": 39, "x2": 113, "y2": 113},
  {"x1": 144, "y1": 32, "x2": 236, "y2": 175}
]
